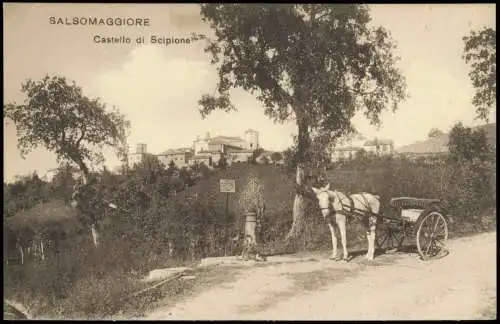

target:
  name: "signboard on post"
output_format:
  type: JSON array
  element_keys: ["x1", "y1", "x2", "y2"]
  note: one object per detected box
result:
[
  {"x1": 220, "y1": 179, "x2": 236, "y2": 193},
  {"x1": 220, "y1": 179, "x2": 235, "y2": 257}
]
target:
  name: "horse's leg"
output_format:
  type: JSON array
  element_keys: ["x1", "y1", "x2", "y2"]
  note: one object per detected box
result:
[
  {"x1": 366, "y1": 215, "x2": 377, "y2": 260},
  {"x1": 19, "y1": 246, "x2": 24, "y2": 265},
  {"x1": 326, "y1": 219, "x2": 338, "y2": 260},
  {"x1": 40, "y1": 241, "x2": 45, "y2": 261},
  {"x1": 336, "y1": 214, "x2": 350, "y2": 260}
]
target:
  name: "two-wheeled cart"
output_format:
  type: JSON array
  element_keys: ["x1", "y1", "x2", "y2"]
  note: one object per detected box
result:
[{"x1": 376, "y1": 197, "x2": 450, "y2": 261}]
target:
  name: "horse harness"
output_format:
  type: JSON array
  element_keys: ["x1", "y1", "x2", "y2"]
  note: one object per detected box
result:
[{"x1": 321, "y1": 192, "x2": 373, "y2": 222}]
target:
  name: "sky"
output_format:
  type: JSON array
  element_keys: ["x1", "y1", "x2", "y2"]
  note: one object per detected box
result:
[{"x1": 3, "y1": 3, "x2": 496, "y2": 182}]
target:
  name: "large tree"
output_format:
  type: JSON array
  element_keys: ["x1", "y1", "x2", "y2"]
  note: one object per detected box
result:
[
  {"x1": 463, "y1": 27, "x2": 496, "y2": 122},
  {"x1": 4, "y1": 75, "x2": 130, "y2": 247},
  {"x1": 197, "y1": 4, "x2": 407, "y2": 244}
]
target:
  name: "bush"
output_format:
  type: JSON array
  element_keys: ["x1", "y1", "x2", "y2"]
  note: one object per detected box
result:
[
  {"x1": 443, "y1": 158, "x2": 496, "y2": 221},
  {"x1": 326, "y1": 154, "x2": 495, "y2": 223}
]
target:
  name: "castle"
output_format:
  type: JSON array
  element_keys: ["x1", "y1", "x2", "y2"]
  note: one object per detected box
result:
[{"x1": 128, "y1": 129, "x2": 261, "y2": 168}]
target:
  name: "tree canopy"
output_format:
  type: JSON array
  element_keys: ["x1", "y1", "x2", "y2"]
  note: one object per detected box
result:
[
  {"x1": 198, "y1": 4, "x2": 407, "y2": 164},
  {"x1": 4, "y1": 75, "x2": 130, "y2": 179},
  {"x1": 463, "y1": 27, "x2": 496, "y2": 122}
]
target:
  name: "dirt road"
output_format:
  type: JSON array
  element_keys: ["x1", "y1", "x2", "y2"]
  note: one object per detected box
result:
[{"x1": 145, "y1": 232, "x2": 496, "y2": 320}]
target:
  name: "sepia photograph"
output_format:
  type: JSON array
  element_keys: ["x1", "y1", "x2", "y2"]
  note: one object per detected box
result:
[{"x1": 3, "y1": 3, "x2": 496, "y2": 320}]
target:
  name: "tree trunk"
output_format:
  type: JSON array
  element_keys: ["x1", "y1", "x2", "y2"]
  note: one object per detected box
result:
[
  {"x1": 284, "y1": 118, "x2": 311, "y2": 248},
  {"x1": 285, "y1": 164, "x2": 307, "y2": 244},
  {"x1": 74, "y1": 159, "x2": 100, "y2": 248}
]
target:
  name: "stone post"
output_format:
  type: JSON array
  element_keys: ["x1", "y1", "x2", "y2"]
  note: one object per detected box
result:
[{"x1": 244, "y1": 210, "x2": 257, "y2": 244}]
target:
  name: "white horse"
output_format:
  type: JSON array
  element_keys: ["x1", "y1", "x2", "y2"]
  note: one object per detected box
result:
[{"x1": 311, "y1": 183, "x2": 380, "y2": 261}]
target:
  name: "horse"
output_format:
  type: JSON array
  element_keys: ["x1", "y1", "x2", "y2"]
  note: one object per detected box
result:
[{"x1": 311, "y1": 183, "x2": 380, "y2": 261}]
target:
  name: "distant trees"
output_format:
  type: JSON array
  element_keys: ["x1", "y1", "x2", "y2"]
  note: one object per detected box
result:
[
  {"x1": 250, "y1": 148, "x2": 265, "y2": 164},
  {"x1": 166, "y1": 159, "x2": 178, "y2": 177},
  {"x1": 463, "y1": 27, "x2": 496, "y2": 121},
  {"x1": 270, "y1": 152, "x2": 283, "y2": 165},
  {"x1": 428, "y1": 128, "x2": 444, "y2": 139},
  {"x1": 448, "y1": 122, "x2": 492, "y2": 162},
  {"x1": 282, "y1": 146, "x2": 298, "y2": 175},
  {"x1": 217, "y1": 155, "x2": 229, "y2": 169},
  {"x1": 4, "y1": 172, "x2": 51, "y2": 217}
]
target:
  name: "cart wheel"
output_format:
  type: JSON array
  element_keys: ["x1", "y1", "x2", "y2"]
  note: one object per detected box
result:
[
  {"x1": 376, "y1": 219, "x2": 405, "y2": 253},
  {"x1": 416, "y1": 210, "x2": 449, "y2": 261}
]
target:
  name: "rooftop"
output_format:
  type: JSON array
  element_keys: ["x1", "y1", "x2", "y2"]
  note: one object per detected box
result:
[
  {"x1": 396, "y1": 123, "x2": 496, "y2": 154},
  {"x1": 227, "y1": 149, "x2": 254, "y2": 153},
  {"x1": 192, "y1": 154, "x2": 212, "y2": 159},
  {"x1": 335, "y1": 146, "x2": 364, "y2": 152},
  {"x1": 244, "y1": 129, "x2": 258, "y2": 134},
  {"x1": 364, "y1": 139, "x2": 394, "y2": 146},
  {"x1": 198, "y1": 149, "x2": 223, "y2": 154},
  {"x1": 209, "y1": 139, "x2": 244, "y2": 146},
  {"x1": 159, "y1": 147, "x2": 193, "y2": 155}
]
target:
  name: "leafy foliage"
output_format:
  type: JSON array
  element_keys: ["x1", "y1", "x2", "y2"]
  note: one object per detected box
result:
[
  {"x1": 237, "y1": 171, "x2": 265, "y2": 214},
  {"x1": 448, "y1": 122, "x2": 492, "y2": 163},
  {"x1": 282, "y1": 145, "x2": 299, "y2": 174},
  {"x1": 270, "y1": 151, "x2": 283, "y2": 164},
  {"x1": 4, "y1": 75, "x2": 130, "y2": 176},
  {"x1": 217, "y1": 155, "x2": 229, "y2": 169},
  {"x1": 3, "y1": 173, "x2": 51, "y2": 217},
  {"x1": 251, "y1": 147, "x2": 265, "y2": 163},
  {"x1": 463, "y1": 27, "x2": 496, "y2": 121},
  {"x1": 428, "y1": 128, "x2": 444, "y2": 139},
  {"x1": 49, "y1": 163, "x2": 80, "y2": 202}
]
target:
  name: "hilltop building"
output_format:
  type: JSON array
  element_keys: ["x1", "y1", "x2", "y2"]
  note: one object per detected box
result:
[{"x1": 126, "y1": 129, "x2": 262, "y2": 168}]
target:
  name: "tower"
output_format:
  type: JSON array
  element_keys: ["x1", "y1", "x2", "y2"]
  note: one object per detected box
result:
[
  {"x1": 244, "y1": 129, "x2": 259, "y2": 150},
  {"x1": 136, "y1": 143, "x2": 147, "y2": 154},
  {"x1": 194, "y1": 134, "x2": 209, "y2": 153}
]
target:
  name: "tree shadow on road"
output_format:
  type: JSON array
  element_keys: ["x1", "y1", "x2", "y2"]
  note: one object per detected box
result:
[
  {"x1": 236, "y1": 248, "x2": 413, "y2": 315},
  {"x1": 125, "y1": 265, "x2": 244, "y2": 319}
]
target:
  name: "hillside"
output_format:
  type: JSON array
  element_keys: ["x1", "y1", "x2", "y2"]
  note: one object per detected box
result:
[
  {"x1": 171, "y1": 164, "x2": 298, "y2": 218},
  {"x1": 396, "y1": 123, "x2": 496, "y2": 154}
]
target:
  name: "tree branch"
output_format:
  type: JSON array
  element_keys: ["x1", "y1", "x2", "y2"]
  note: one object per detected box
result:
[{"x1": 76, "y1": 125, "x2": 87, "y2": 147}]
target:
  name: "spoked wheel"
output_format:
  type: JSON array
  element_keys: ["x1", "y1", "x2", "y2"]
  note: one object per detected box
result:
[
  {"x1": 416, "y1": 210, "x2": 449, "y2": 261},
  {"x1": 376, "y1": 218, "x2": 405, "y2": 253}
]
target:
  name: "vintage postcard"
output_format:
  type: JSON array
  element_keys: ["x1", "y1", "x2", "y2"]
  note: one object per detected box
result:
[{"x1": 3, "y1": 3, "x2": 496, "y2": 320}]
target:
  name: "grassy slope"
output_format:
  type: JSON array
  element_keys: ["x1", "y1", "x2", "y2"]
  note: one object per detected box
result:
[{"x1": 171, "y1": 163, "x2": 297, "y2": 218}]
